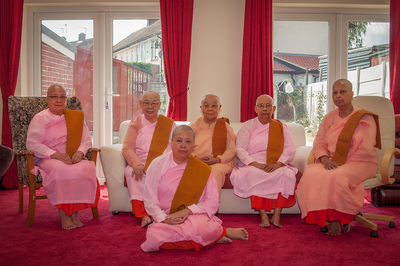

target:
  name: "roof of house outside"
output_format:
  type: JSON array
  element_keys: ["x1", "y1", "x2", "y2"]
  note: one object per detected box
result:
[
  {"x1": 273, "y1": 53, "x2": 320, "y2": 74},
  {"x1": 70, "y1": 38, "x2": 94, "y2": 51},
  {"x1": 113, "y1": 20, "x2": 161, "y2": 53},
  {"x1": 41, "y1": 24, "x2": 77, "y2": 54}
]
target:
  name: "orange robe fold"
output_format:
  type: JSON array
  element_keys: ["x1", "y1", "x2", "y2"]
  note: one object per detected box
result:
[{"x1": 170, "y1": 155, "x2": 211, "y2": 214}]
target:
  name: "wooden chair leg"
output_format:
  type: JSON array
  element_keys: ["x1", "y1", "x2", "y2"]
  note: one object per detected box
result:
[
  {"x1": 26, "y1": 183, "x2": 36, "y2": 227},
  {"x1": 91, "y1": 207, "x2": 99, "y2": 219},
  {"x1": 19, "y1": 183, "x2": 24, "y2": 214}
]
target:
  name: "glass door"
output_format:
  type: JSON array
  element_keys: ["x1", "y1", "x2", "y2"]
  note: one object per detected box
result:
[{"x1": 111, "y1": 19, "x2": 166, "y2": 144}]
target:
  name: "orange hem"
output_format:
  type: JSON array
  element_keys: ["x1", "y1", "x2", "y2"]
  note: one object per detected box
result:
[
  {"x1": 131, "y1": 200, "x2": 149, "y2": 217},
  {"x1": 57, "y1": 179, "x2": 100, "y2": 216},
  {"x1": 160, "y1": 227, "x2": 227, "y2": 251},
  {"x1": 305, "y1": 209, "x2": 356, "y2": 227},
  {"x1": 251, "y1": 193, "x2": 296, "y2": 212}
]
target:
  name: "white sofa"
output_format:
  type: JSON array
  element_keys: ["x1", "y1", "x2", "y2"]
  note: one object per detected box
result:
[{"x1": 100, "y1": 120, "x2": 312, "y2": 214}]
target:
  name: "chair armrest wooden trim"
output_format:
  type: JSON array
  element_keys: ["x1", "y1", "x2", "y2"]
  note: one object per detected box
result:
[
  {"x1": 24, "y1": 151, "x2": 38, "y2": 187},
  {"x1": 89, "y1": 148, "x2": 101, "y2": 165},
  {"x1": 307, "y1": 149, "x2": 315, "y2": 165},
  {"x1": 380, "y1": 147, "x2": 400, "y2": 185}
]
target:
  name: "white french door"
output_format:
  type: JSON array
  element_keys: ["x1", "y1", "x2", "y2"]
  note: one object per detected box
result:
[{"x1": 29, "y1": 7, "x2": 160, "y2": 180}]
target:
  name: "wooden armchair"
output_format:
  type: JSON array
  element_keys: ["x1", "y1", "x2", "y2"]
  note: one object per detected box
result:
[
  {"x1": 8, "y1": 96, "x2": 100, "y2": 226},
  {"x1": 307, "y1": 96, "x2": 397, "y2": 237}
]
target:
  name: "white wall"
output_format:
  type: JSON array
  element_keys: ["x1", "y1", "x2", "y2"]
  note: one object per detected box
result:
[{"x1": 188, "y1": 0, "x2": 245, "y2": 122}]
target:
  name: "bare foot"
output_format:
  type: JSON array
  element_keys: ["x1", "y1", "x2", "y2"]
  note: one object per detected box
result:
[
  {"x1": 71, "y1": 212, "x2": 83, "y2": 227},
  {"x1": 327, "y1": 221, "x2": 341, "y2": 235},
  {"x1": 140, "y1": 216, "x2": 152, "y2": 228},
  {"x1": 217, "y1": 236, "x2": 233, "y2": 244},
  {"x1": 226, "y1": 228, "x2": 249, "y2": 241},
  {"x1": 258, "y1": 210, "x2": 270, "y2": 228},
  {"x1": 270, "y1": 207, "x2": 283, "y2": 228},
  {"x1": 270, "y1": 219, "x2": 283, "y2": 228},
  {"x1": 343, "y1": 223, "x2": 351, "y2": 233},
  {"x1": 59, "y1": 209, "x2": 76, "y2": 230}
]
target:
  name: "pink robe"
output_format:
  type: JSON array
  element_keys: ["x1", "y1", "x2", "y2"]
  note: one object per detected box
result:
[
  {"x1": 230, "y1": 118, "x2": 298, "y2": 199},
  {"x1": 141, "y1": 152, "x2": 223, "y2": 252},
  {"x1": 26, "y1": 109, "x2": 97, "y2": 206},
  {"x1": 189, "y1": 117, "x2": 236, "y2": 191},
  {"x1": 122, "y1": 114, "x2": 176, "y2": 201},
  {"x1": 296, "y1": 107, "x2": 379, "y2": 219}
]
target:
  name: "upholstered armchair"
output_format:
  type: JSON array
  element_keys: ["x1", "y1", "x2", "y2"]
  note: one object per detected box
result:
[{"x1": 8, "y1": 96, "x2": 100, "y2": 226}]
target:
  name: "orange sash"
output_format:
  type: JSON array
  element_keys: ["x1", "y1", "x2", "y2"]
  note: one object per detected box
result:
[
  {"x1": 64, "y1": 109, "x2": 84, "y2": 158},
  {"x1": 331, "y1": 109, "x2": 381, "y2": 166},
  {"x1": 169, "y1": 155, "x2": 211, "y2": 214},
  {"x1": 212, "y1": 117, "x2": 230, "y2": 158},
  {"x1": 266, "y1": 119, "x2": 284, "y2": 164},
  {"x1": 144, "y1": 115, "x2": 174, "y2": 170}
]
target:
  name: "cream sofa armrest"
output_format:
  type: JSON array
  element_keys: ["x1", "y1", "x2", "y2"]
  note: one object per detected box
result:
[
  {"x1": 289, "y1": 146, "x2": 313, "y2": 174},
  {"x1": 99, "y1": 144, "x2": 132, "y2": 212}
]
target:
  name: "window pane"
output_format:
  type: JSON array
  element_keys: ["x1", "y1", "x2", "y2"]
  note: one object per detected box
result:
[
  {"x1": 273, "y1": 21, "x2": 329, "y2": 145},
  {"x1": 41, "y1": 20, "x2": 94, "y2": 139},
  {"x1": 112, "y1": 19, "x2": 166, "y2": 144},
  {"x1": 347, "y1": 22, "x2": 389, "y2": 98}
]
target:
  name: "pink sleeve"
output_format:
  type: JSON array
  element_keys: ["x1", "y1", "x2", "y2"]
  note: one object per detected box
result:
[
  {"x1": 236, "y1": 121, "x2": 257, "y2": 165},
  {"x1": 313, "y1": 114, "x2": 330, "y2": 161},
  {"x1": 278, "y1": 124, "x2": 297, "y2": 164},
  {"x1": 217, "y1": 122, "x2": 237, "y2": 164},
  {"x1": 187, "y1": 173, "x2": 219, "y2": 218},
  {"x1": 77, "y1": 122, "x2": 93, "y2": 155},
  {"x1": 26, "y1": 114, "x2": 56, "y2": 158},
  {"x1": 122, "y1": 116, "x2": 143, "y2": 167},
  {"x1": 143, "y1": 159, "x2": 167, "y2": 223}
]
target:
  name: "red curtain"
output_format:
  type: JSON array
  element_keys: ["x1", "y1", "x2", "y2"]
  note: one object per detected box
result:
[
  {"x1": 240, "y1": 0, "x2": 273, "y2": 122},
  {"x1": 0, "y1": 0, "x2": 24, "y2": 188},
  {"x1": 390, "y1": 0, "x2": 400, "y2": 114},
  {"x1": 160, "y1": 0, "x2": 193, "y2": 121}
]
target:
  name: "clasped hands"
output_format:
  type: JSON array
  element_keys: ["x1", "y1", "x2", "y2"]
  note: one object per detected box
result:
[
  {"x1": 162, "y1": 208, "x2": 192, "y2": 225},
  {"x1": 250, "y1": 161, "x2": 283, "y2": 172},
  {"x1": 196, "y1": 155, "x2": 221, "y2": 165},
  {"x1": 51, "y1": 151, "x2": 84, "y2": 165}
]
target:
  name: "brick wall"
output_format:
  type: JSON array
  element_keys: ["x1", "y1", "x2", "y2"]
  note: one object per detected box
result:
[{"x1": 41, "y1": 43, "x2": 74, "y2": 96}]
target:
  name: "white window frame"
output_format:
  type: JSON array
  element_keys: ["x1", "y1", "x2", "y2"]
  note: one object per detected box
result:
[{"x1": 273, "y1": 7, "x2": 389, "y2": 112}]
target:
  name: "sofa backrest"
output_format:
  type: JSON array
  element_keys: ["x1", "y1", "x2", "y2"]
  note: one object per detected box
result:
[{"x1": 119, "y1": 120, "x2": 306, "y2": 147}]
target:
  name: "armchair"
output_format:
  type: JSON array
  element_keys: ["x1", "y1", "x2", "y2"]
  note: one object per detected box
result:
[
  {"x1": 0, "y1": 144, "x2": 14, "y2": 179},
  {"x1": 8, "y1": 96, "x2": 100, "y2": 226}
]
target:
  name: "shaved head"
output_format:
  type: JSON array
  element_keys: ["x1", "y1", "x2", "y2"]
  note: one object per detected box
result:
[
  {"x1": 172, "y1": 125, "x2": 195, "y2": 141},
  {"x1": 47, "y1": 84, "x2": 66, "y2": 96},
  {"x1": 256, "y1": 94, "x2": 273, "y2": 106},
  {"x1": 201, "y1": 94, "x2": 220, "y2": 106},
  {"x1": 141, "y1": 90, "x2": 160, "y2": 102},
  {"x1": 333, "y1": 79, "x2": 353, "y2": 91}
]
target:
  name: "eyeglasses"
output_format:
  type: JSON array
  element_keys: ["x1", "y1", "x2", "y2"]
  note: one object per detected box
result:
[
  {"x1": 48, "y1": 96, "x2": 67, "y2": 101},
  {"x1": 256, "y1": 104, "x2": 273, "y2": 109},
  {"x1": 142, "y1": 102, "x2": 160, "y2": 107}
]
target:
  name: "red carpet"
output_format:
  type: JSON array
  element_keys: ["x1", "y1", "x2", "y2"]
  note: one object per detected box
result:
[{"x1": 0, "y1": 186, "x2": 399, "y2": 266}]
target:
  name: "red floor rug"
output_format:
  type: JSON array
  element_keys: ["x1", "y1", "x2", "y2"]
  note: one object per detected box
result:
[{"x1": 1, "y1": 186, "x2": 399, "y2": 266}]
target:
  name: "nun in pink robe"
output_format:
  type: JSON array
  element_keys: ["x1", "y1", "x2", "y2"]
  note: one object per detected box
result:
[
  {"x1": 230, "y1": 118, "x2": 298, "y2": 201},
  {"x1": 26, "y1": 108, "x2": 97, "y2": 206},
  {"x1": 141, "y1": 152, "x2": 224, "y2": 252},
  {"x1": 296, "y1": 106, "x2": 378, "y2": 227},
  {"x1": 189, "y1": 117, "x2": 236, "y2": 193},
  {"x1": 122, "y1": 114, "x2": 176, "y2": 216}
]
